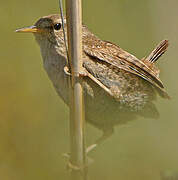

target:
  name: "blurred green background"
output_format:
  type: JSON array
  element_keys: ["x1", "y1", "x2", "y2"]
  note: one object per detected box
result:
[{"x1": 1, "y1": 0, "x2": 178, "y2": 179}]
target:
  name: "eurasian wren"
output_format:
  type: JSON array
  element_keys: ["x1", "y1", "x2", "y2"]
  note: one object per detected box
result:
[{"x1": 16, "y1": 14, "x2": 169, "y2": 150}]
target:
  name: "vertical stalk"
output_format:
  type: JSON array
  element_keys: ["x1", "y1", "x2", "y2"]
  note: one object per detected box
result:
[{"x1": 65, "y1": 0, "x2": 86, "y2": 179}]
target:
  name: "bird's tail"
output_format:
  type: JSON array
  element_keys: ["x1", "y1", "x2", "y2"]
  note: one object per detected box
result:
[
  {"x1": 141, "y1": 40, "x2": 169, "y2": 78},
  {"x1": 145, "y1": 40, "x2": 169, "y2": 63},
  {"x1": 141, "y1": 40, "x2": 170, "y2": 99}
]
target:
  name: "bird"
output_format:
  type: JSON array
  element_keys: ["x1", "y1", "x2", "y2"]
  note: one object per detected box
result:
[{"x1": 16, "y1": 14, "x2": 169, "y2": 152}]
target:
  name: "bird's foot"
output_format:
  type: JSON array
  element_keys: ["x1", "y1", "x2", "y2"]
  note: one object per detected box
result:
[
  {"x1": 64, "y1": 66, "x2": 88, "y2": 77},
  {"x1": 86, "y1": 128, "x2": 114, "y2": 154},
  {"x1": 64, "y1": 66, "x2": 71, "y2": 76},
  {"x1": 63, "y1": 153, "x2": 94, "y2": 172},
  {"x1": 78, "y1": 68, "x2": 88, "y2": 77},
  {"x1": 86, "y1": 144, "x2": 97, "y2": 154}
]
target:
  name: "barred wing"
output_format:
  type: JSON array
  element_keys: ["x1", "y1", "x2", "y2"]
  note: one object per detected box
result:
[{"x1": 82, "y1": 28, "x2": 169, "y2": 99}]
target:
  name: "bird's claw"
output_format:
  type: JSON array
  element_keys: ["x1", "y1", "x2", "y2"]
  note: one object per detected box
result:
[
  {"x1": 64, "y1": 66, "x2": 88, "y2": 77},
  {"x1": 78, "y1": 68, "x2": 88, "y2": 77},
  {"x1": 62, "y1": 152, "x2": 94, "y2": 172},
  {"x1": 64, "y1": 66, "x2": 71, "y2": 76},
  {"x1": 63, "y1": 153, "x2": 80, "y2": 171}
]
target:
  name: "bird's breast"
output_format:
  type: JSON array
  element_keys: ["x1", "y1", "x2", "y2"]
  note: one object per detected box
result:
[{"x1": 40, "y1": 44, "x2": 70, "y2": 104}]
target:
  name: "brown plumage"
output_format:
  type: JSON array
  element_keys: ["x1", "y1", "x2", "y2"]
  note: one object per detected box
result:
[{"x1": 16, "y1": 14, "x2": 169, "y2": 149}]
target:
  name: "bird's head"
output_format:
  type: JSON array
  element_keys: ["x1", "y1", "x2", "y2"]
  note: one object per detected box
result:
[{"x1": 16, "y1": 14, "x2": 65, "y2": 47}]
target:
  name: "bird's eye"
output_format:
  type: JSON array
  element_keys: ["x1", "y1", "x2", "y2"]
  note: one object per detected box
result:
[{"x1": 54, "y1": 23, "x2": 61, "y2": 30}]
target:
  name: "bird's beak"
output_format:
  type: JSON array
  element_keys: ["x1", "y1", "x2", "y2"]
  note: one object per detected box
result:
[{"x1": 15, "y1": 25, "x2": 43, "y2": 33}]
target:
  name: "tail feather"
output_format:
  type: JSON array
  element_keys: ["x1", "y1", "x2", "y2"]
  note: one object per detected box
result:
[
  {"x1": 141, "y1": 40, "x2": 170, "y2": 99},
  {"x1": 146, "y1": 40, "x2": 169, "y2": 63}
]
